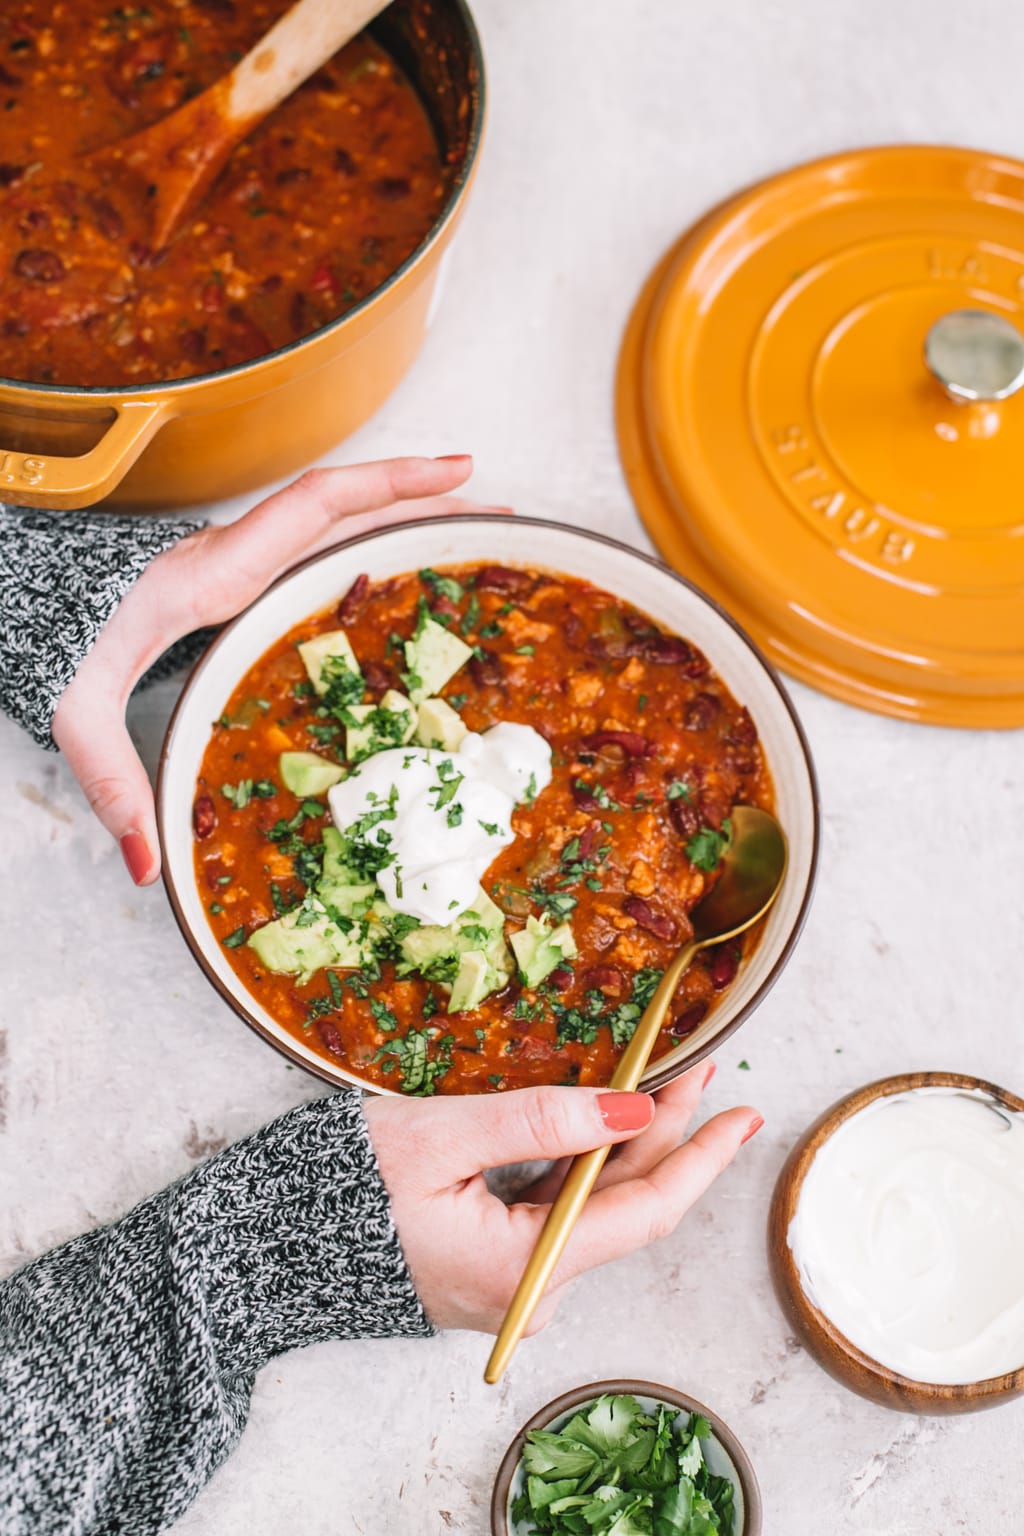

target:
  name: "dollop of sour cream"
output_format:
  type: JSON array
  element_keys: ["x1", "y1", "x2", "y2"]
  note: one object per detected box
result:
[
  {"x1": 788, "y1": 1088, "x2": 1024, "y2": 1385},
  {"x1": 327, "y1": 722, "x2": 552, "y2": 925}
]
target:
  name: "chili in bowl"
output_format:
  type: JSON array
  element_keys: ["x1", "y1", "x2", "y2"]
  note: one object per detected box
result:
[{"x1": 158, "y1": 517, "x2": 819, "y2": 1096}]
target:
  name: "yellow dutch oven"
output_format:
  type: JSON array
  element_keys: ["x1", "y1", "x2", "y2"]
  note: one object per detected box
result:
[{"x1": 0, "y1": 0, "x2": 484, "y2": 513}]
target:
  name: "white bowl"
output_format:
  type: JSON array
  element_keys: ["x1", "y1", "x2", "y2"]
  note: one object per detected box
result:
[{"x1": 157, "y1": 515, "x2": 819, "y2": 1094}]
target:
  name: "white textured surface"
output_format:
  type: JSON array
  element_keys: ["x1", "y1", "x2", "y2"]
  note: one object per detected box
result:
[{"x1": 3, "y1": 1, "x2": 1024, "y2": 1531}]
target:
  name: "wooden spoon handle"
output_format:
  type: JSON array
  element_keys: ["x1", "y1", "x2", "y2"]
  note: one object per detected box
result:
[
  {"x1": 483, "y1": 941, "x2": 700, "y2": 1384},
  {"x1": 226, "y1": 0, "x2": 390, "y2": 126}
]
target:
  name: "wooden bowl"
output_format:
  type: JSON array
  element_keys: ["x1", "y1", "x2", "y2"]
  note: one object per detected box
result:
[
  {"x1": 768, "y1": 1071, "x2": 1024, "y2": 1414},
  {"x1": 490, "y1": 1378, "x2": 762, "y2": 1535}
]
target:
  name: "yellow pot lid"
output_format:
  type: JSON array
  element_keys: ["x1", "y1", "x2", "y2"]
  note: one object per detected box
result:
[{"x1": 617, "y1": 145, "x2": 1024, "y2": 727}]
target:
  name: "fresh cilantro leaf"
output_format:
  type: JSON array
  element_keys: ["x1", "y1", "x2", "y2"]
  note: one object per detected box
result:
[
  {"x1": 419, "y1": 567, "x2": 464, "y2": 602},
  {"x1": 222, "y1": 926, "x2": 247, "y2": 948},
  {"x1": 667, "y1": 779, "x2": 693, "y2": 802},
  {"x1": 686, "y1": 818, "x2": 733, "y2": 872}
]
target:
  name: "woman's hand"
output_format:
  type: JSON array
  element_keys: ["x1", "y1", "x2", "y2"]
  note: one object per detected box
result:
[
  {"x1": 364, "y1": 1062, "x2": 762, "y2": 1334},
  {"x1": 51, "y1": 454, "x2": 496, "y2": 885}
]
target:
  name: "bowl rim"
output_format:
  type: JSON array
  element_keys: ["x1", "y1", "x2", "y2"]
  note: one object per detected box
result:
[
  {"x1": 768, "y1": 1069, "x2": 1024, "y2": 1411},
  {"x1": 0, "y1": 0, "x2": 486, "y2": 400},
  {"x1": 156, "y1": 513, "x2": 820, "y2": 1096},
  {"x1": 489, "y1": 1377, "x2": 763, "y2": 1536}
]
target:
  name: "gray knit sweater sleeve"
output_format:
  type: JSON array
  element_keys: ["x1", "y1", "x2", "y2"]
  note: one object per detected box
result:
[
  {"x1": 1, "y1": 1093, "x2": 434, "y2": 1536},
  {"x1": 0, "y1": 506, "x2": 205, "y2": 749}
]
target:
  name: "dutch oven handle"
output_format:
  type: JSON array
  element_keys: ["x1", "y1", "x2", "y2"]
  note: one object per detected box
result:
[{"x1": 0, "y1": 399, "x2": 169, "y2": 511}]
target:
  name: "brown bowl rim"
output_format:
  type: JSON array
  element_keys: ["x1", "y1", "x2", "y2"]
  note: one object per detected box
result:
[
  {"x1": 768, "y1": 1070, "x2": 1024, "y2": 1413},
  {"x1": 489, "y1": 1377, "x2": 763, "y2": 1536},
  {"x1": 0, "y1": 0, "x2": 486, "y2": 399},
  {"x1": 156, "y1": 513, "x2": 820, "y2": 1096}
]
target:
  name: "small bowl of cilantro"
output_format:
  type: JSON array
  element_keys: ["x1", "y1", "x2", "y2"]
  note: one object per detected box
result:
[{"x1": 490, "y1": 1381, "x2": 761, "y2": 1536}]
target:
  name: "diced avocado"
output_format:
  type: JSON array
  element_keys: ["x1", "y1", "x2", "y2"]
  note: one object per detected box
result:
[
  {"x1": 317, "y1": 878, "x2": 377, "y2": 920},
  {"x1": 398, "y1": 887, "x2": 513, "y2": 997},
  {"x1": 321, "y1": 825, "x2": 362, "y2": 886},
  {"x1": 247, "y1": 902, "x2": 368, "y2": 983},
  {"x1": 448, "y1": 950, "x2": 501, "y2": 1013},
  {"x1": 279, "y1": 751, "x2": 346, "y2": 797},
  {"x1": 415, "y1": 696, "x2": 468, "y2": 752},
  {"x1": 298, "y1": 630, "x2": 362, "y2": 698},
  {"x1": 404, "y1": 617, "x2": 473, "y2": 705},
  {"x1": 345, "y1": 689, "x2": 416, "y2": 762},
  {"x1": 510, "y1": 915, "x2": 578, "y2": 988}
]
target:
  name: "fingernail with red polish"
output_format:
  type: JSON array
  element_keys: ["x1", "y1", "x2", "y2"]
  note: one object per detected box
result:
[
  {"x1": 702, "y1": 1060, "x2": 717, "y2": 1087},
  {"x1": 120, "y1": 830, "x2": 152, "y2": 885},
  {"x1": 435, "y1": 453, "x2": 472, "y2": 462},
  {"x1": 741, "y1": 1114, "x2": 765, "y2": 1145},
  {"x1": 598, "y1": 1092, "x2": 655, "y2": 1131}
]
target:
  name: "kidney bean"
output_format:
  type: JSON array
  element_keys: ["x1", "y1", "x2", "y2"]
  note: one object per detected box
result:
[
  {"x1": 582, "y1": 964, "x2": 626, "y2": 994},
  {"x1": 334, "y1": 147, "x2": 358, "y2": 176},
  {"x1": 563, "y1": 611, "x2": 585, "y2": 647},
  {"x1": 707, "y1": 945, "x2": 740, "y2": 991},
  {"x1": 724, "y1": 707, "x2": 758, "y2": 747},
  {"x1": 548, "y1": 967, "x2": 574, "y2": 993},
  {"x1": 474, "y1": 565, "x2": 532, "y2": 596},
  {"x1": 259, "y1": 273, "x2": 283, "y2": 295},
  {"x1": 581, "y1": 730, "x2": 649, "y2": 757},
  {"x1": 669, "y1": 797, "x2": 699, "y2": 838},
  {"x1": 470, "y1": 652, "x2": 503, "y2": 687},
  {"x1": 88, "y1": 194, "x2": 123, "y2": 240},
  {"x1": 576, "y1": 820, "x2": 603, "y2": 860},
  {"x1": 319, "y1": 1021, "x2": 345, "y2": 1056},
  {"x1": 0, "y1": 164, "x2": 24, "y2": 187},
  {"x1": 13, "y1": 248, "x2": 65, "y2": 282},
  {"x1": 684, "y1": 692, "x2": 720, "y2": 731},
  {"x1": 623, "y1": 897, "x2": 677, "y2": 941},
  {"x1": 337, "y1": 572, "x2": 369, "y2": 623},
  {"x1": 374, "y1": 176, "x2": 411, "y2": 201},
  {"x1": 361, "y1": 659, "x2": 393, "y2": 693},
  {"x1": 430, "y1": 594, "x2": 460, "y2": 622},
  {"x1": 289, "y1": 291, "x2": 308, "y2": 333},
  {"x1": 180, "y1": 328, "x2": 206, "y2": 362},
  {"x1": 726, "y1": 748, "x2": 757, "y2": 776},
  {"x1": 669, "y1": 1001, "x2": 708, "y2": 1038},
  {"x1": 19, "y1": 208, "x2": 50, "y2": 234},
  {"x1": 193, "y1": 796, "x2": 216, "y2": 840},
  {"x1": 276, "y1": 166, "x2": 311, "y2": 185},
  {"x1": 698, "y1": 788, "x2": 731, "y2": 830},
  {"x1": 572, "y1": 780, "x2": 598, "y2": 811},
  {"x1": 0, "y1": 65, "x2": 21, "y2": 89}
]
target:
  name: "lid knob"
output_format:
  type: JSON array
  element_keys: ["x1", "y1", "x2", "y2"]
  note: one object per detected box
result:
[{"x1": 924, "y1": 309, "x2": 1024, "y2": 403}]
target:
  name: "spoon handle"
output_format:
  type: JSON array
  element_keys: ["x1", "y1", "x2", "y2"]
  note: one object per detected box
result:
[
  {"x1": 227, "y1": 0, "x2": 390, "y2": 126},
  {"x1": 483, "y1": 941, "x2": 698, "y2": 1384}
]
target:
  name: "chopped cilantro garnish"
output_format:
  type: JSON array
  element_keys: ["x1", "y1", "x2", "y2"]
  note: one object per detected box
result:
[
  {"x1": 321, "y1": 652, "x2": 364, "y2": 718},
  {"x1": 510, "y1": 1394, "x2": 735, "y2": 1536},
  {"x1": 429, "y1": 766, "x2": 464, "y2": 812},
  {"x1": 667, "y1": 778, "x2": 693, "y2": 802},
  {"x1": 369, "y1": 997, "x2": 400, "y2": 1033},
  {"x1": 374, "y1": 1028, "x2": 454, "y2": 1095},
  {"x1": 446, "y1": 802, "x2": 464, "y2": 828},
  {"x1": 686, "y1": 818, "x2": 733, "y2": 872},
  {"x1": 327, "y1": 971, "x2": 344, "y2": 1008},
  {"x1": 447, "y1": 692, "x2": 468, "y2": 709},
  {"x1": 459, "y1": 593, "x2": 481, "y2": 635},
  {"x1": 222, "y1": 926, "x2": 247, "y2": 948},
  {"x1": 479, "y1": 820, "x2": 502, "y2": 837},
  {"x1": 514, "y1": 643, "x2": 535, "y2": 656},
  {"x1": 524, "y1": 772, "x2": 538, "y2": 806},
  {"x1": 478, "y1": 620, "x2": 503, "y2": 639},
  {"x1": 738, "y1": 1059, "x2": 750, "y2": 1070},
  {"x1": 637, "y1": 693, "x2": 648, "y2": 711},
  {"x1": 209, "y1": 902, "x2": 224, "y2": 915},
  {"x1": 574, "y1": 778, "x2": 620, "y2": 812},
  {"x1": 221, "y1": 779, "x2": 253, "y2": 808},
  {"x1": 421, "y1": 990, "x2": 440, "y2": 1020},
  {"x1": 419, "y1": 567, "x2": 464, "y2": 602}
]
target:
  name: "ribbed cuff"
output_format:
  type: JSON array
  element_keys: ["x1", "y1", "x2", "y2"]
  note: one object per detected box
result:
[
  {"x1": 0, "y1": 507, "x2": 204, "y2": 749},
  {"x1": 176, "y1": 1093, "x2": 435, "y2": 1377}
]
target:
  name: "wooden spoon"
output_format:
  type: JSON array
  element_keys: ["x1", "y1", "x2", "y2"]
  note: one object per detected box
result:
[
  {"x1": 483, "y1": 805, "x2": 788, "y2": 1384},
  {"x1": 99, "y1": 0, "x2": 391, "y2": 250}
]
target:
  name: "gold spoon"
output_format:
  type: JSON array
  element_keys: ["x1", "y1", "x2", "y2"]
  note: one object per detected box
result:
[{"x1": 484, "y1": 805, "x2": 787, "y2": 1384}]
